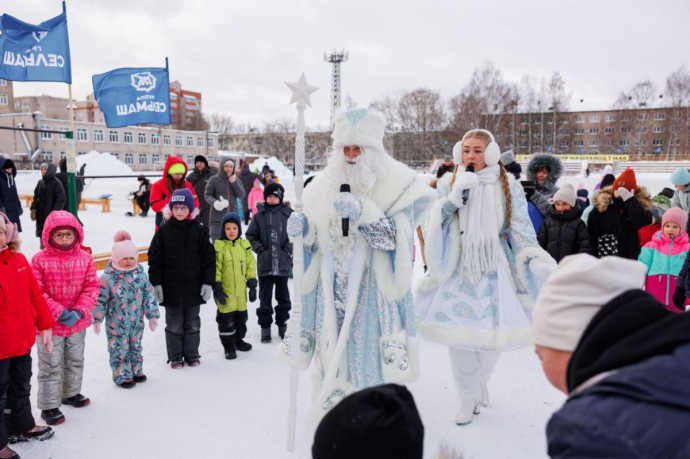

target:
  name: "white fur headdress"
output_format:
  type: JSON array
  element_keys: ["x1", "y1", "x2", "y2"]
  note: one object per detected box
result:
[
  {"x1": 452, "y1": 129, "x2": 501, "y2": 167},
  {"x1": 331, "y1": 108, "x2": 386, "y2": 152}
]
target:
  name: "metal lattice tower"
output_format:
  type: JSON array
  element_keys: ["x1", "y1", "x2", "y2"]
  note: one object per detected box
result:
[{"x1": 324, "y1": 49, "x2": 348, "y2": 129}]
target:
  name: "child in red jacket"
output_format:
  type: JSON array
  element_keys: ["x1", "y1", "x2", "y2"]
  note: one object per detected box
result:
[
  {"x1": 0, "y1": 212, "x2": 55, "y2": 459},
  {"x1": 31, "y1": 211, "x2": 100, "y2": 426}
]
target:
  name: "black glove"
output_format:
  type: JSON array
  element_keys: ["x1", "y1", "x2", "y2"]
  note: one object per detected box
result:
[
  {"x1": 672, "y1": 287, "x2": 686, "y2": 311},
  {"x1": 248, "y1": 287, "x2": 257, "y2": 302},
  {"x1": 246, "y1": 278, "x2": 258, "y2": 289},
  {"x1": 213, "y1": 282, "x2": 227, "y2": 306}
]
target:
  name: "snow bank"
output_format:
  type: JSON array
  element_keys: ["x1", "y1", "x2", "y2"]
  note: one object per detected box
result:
[{"x1": 77, "y1": 151, "x2": 133, "y2": 176}]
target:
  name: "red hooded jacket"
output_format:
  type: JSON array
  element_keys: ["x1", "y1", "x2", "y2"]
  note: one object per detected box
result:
[{"x1": 149, "y1": 156, "x2": 199, "y2": 230}]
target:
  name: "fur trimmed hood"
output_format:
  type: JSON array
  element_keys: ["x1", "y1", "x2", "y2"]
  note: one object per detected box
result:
[
  {"x1": 594, "y1": 186, "x2": 653, "y2": 213},
  {"x1": 526, "y1": 153, "x2": 562, "y2": 189}
]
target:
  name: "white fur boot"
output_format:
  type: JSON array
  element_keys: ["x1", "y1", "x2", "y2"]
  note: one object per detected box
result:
[
  {"x1": 455, "y1": 397, "x2": 480, "y2": 426},
  {"x1": 479, "y1": 383, "x2": 490, "y2": 407}
]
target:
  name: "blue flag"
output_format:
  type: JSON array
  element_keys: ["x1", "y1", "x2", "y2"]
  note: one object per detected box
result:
[
  {"x1": 0, "y1": 4, "x2": 72, "y2": 83},
  {"x1": 92, "y1": 66, "x2": 171, "y2": 128}
]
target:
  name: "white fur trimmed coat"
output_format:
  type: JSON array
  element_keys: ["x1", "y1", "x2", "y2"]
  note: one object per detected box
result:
[
  {"x1": 414, "y1": 173, "x2": 556, "y2": 351},
  {"x1": 279, "y1": 154, "x2": 435, "y2": 420}
]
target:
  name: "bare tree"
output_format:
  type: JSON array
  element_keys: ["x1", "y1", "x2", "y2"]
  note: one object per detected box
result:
[
  {"x1": 664, "y1": 66, "x2": 690, "y2": 159},
  {"x1": 369, "y1": 94, "x2": 400, "y2": 131},
  {"x1": 546, "y1": 72, "x2": 571, "y2": 153},
  {"x1": 208, "y1": 113, "x2": 235, "y2": 150}
]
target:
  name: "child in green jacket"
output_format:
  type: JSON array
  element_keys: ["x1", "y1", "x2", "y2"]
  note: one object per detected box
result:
[{"x1": 213, "y1": 213, "x2": 258, "y2": 360}]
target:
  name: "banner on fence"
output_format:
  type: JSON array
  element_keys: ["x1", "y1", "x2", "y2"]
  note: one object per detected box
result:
[{"x1": 516, "y1": 154, "x2": 629, "y2": 162}]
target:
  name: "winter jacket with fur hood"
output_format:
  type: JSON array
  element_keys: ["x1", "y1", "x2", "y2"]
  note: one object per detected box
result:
[
  {"x1": 204, "y1": 164, "x2": 245, "y2": 240},
  {"x1": 587, "y1": 186, "x2": 653, "y2": 260},
  {"x1": 537, "y1": 205, "x2": 591, "y2": 262},
  {"x1": 30, "y1": 163, "x2": 66, "y2": 238},
  {"x1": 639, "y1": 230, "x2": 690, "y2": 310},
  {"x1": 0, "y1": 247, "x2": 53, "y2": 360},
  {"x1": 526, "y1": 153, "x2": 562, "y2": 215},
  {"x1": 0, "y1": 156, "x2": 23, "y2": 232},
  {"x1": 30, "y1": 211, "x2": 100, "y2": 337}
]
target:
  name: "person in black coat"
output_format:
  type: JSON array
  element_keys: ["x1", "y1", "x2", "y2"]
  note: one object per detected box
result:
[
  {"x1": 0, "y1": 156, "x2": 23, "y2": 232},
  {"x1": 55, "y1": 158, "x2": 84, "y2": 210},
  {"x1": 186, "y1": 155, "x2": 215, "y2": 229},
  {"x1": 245, "y1": 183, "x2": 293, "y2": 343},
  {"x1": 587, "y1": 168, "x2": 653, "y2": 260},
  {"x1": 532, "y1": 254, "x2": 690, "y2": 458},
  {"x1": 147, "y1": 189, "x2": 215, "y2": 367},
  {"x1": 537, "y1": 184, "x2": 591, "y2": 263},
  {"x1": 238, "y1": 161, "x2": 260, "y2": 225},
  {"x1": 30, "y1": 163, "x2": 66, "y2": 245}
]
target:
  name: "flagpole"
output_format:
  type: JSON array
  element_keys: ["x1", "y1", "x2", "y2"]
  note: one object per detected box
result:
[
  {"x1": 65, "y1": 83, "x2": 78, "y2": 216},
  {"x1": 284, "y1": 73, "x2": 318, "y2": 453}
]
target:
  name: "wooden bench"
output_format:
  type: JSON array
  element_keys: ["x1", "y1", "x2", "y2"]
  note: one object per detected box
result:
[
  {"x1": 78, "y1": 198, "x2": 111, "y2": 213},
  {"x1": 93, "y1": 246, "x2": 149, "y2": 271},
  {"x1": 19, "y1": 194, "x2": 33, "y2": 207},
  {"x1": 130, "y1": 197, "x2": 142, "y2": 216}
]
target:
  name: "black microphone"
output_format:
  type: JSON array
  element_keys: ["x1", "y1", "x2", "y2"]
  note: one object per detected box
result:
[
  {"x1": 340, "y1": 184, "x2": 350, "y2": 237},
  {"x1": 462, "y1": 165, "x2": 474, "y2": 205}
]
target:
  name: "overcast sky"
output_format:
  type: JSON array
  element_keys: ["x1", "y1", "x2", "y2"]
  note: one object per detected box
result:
[{"x1": 7, "y1": 0, "x2": 690, "y2": 129}]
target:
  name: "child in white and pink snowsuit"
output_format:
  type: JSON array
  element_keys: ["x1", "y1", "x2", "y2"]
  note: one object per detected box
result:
[{"x1": 247, "y1": 178, "x2": 264, "y2": 218}]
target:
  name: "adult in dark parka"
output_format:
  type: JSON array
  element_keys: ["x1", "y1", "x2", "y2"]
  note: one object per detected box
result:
[
  {"x1": 204, "y1": 159, "x2": 245, "y2": 241},
  {"x1": 0, "y1": 156, "x2": 23, "y2": 232},
  {"x1": 55, "y1": 157, "x2": 84, "y2": 210},
  {"x1": 30, "y1": 163, "x2": 66, "y2": 242},
  {"x1": 186, "y1": 155, "x2": 215, "y2": 229}
]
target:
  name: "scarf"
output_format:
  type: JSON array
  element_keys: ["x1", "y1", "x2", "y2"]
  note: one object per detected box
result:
[{"x1": 458, "y1": 164, "x2": 501, "y2": 284}]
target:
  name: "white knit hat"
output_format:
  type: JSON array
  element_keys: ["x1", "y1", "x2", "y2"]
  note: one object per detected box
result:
[
  {"x1": 331, "y1": 108, "x2": 386, "y2": 152},
  {"x1": 532, "y1": 254, "x2": 646, "y2": 351},
  {"x1": 452, "y1": 129, "x2": 501, "y2": 167},
  {"x1": 551, "y1": 183, "x2": 577, "y2": 207},
  {"x1": 500, "y1": 150, "x2": 515, "y2": 166}
]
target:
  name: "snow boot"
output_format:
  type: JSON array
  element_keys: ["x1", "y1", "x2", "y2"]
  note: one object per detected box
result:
[
  {"x1": 62, "y1": 394, "x2": 90, "y2": 408},
  {"x1": 40, "y1": 408, "x2": 65, "y2": 426},
  {"x1": 225, "y1": 343, "x2": 237, "y2": 360},
  {"x1": 455, "y1": 398, "x2": 480, "y2": 426},
  {"x1": 479, "y1": 383, "x2": 490, "y2": 407},
  {"x1": 278, "y1": 324, "x2": 287, "y2": 340},
  {"x1": 186, "y1": 358, "x2": 201, "y2": 367},
  {"x1": 117, "y1": 380, "x2": 136, "y2": 389},
  {"x1": 236, "y1": 339, "x2": 252, "y2": 352},
  {"x1": 133, "y1": 374, "x2": 147, "y2": 383},
  {"x1": 261, "y1": 328, "x2": 272, "y2": 343},
  {"x1": 8, "y1": 426, "x2": 54, "y2": 444},
  {"x1": 170, "y1": 359, "x2": 184, "y2": 369}
]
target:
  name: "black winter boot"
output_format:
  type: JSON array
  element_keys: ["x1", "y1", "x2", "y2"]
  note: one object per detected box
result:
[
  {"x1": 61, "y1": 394, "x2": 90, "y2": 408},
  {"x1": 225, "y1": 343, "x2": 237, "y2": 360},
  {"x1": 261, "y1": 328, "x2": 272, "y2": 343},
  {"x1": 278, "y1": 324, "x2": 287, "y2": 340},
  {"x1": 40, "y1": 408, "x2": 65, "y2": 426},
  {"x1": 236, "y1": 339, "x2": 252, "y2": 352}
]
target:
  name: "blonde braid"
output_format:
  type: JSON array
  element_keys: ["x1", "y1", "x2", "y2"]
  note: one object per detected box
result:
[
  {"x1": 499, "y1": 165, "x2": 512, "y2": 229},
  {"x1": 449, "y1": 164, "x2": 460, "y2": 189}
]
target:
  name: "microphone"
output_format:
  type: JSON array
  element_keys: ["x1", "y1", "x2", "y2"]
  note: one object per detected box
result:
[
  {"x1": 462, "y1": 165, "x2": 474, "y2": 205},
  {"x1": 340, "y1": 184, "x2": 350, "y2": 237}
]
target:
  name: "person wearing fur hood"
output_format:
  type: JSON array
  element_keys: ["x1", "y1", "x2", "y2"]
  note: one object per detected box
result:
[
  {"x1": 279, "y1": 108, "x2": 436, "y2": 421},
  {"x1": 204, "y1": 159, "x2": 245, "y2": 241},
  {"x1": 587, "y1": 168, "x2": 653, "y2": 260},
  {"x1": 414, "y1": 129, "x2": 556, "y2": 426},
  {"x1": 526, "y1": 153, "x2": 563, "y2": 217}
]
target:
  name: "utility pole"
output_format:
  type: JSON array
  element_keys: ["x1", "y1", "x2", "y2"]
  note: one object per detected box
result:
[{"x1": 324, "y1": 49, "x2": 348, "y2": 129}]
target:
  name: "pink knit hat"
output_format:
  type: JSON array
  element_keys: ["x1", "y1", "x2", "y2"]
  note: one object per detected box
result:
[
  {"x1": 111, "y1": 231, "x2": 138, "y2": 270},
  {"x1": 662, "y1": 207, "x2": 688, "y2": 232}
]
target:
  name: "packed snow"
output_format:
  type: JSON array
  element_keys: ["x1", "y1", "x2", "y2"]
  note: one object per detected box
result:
[{"x1": 11, "y1": 154, "x2": 672, "y2": 458}]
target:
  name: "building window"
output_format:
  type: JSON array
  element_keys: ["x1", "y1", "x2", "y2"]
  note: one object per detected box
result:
[
  {"x1": 638, "y1": 113, "x2": 648, "y2": 121},
  {"x1": 186, "y1": 155, "x2": 194, "y2": 164},
  {"x1": 605, "y1": 114, "x2": 616, "y2": 122},
  {"x1": 621, "y1": 127, "x2": 632, "y2": 133},
  {"x1": 603, "y1": 139, "x2": 613, "y2": 146},
  {"x1": 109, "y1": 131, "x2": 119, "y2": 143},
  {"x1": 41, "y1": 151, "x2": 53, "y2": 162},
  {"x1": 589, "y1": 128, "x2": 599, "y2": 134},
  {"x1": 138, "y1": 133, "x2": 147, "y2": 144},
  {"x1": 208, "y1": 138, "x2": 214, "y2": 148},
  {"x1": 519, "y1": 141, "x2": 527, "y2": 147},
  {"x1": 152, "y1": 154, "x2": 161, "y2": 166},
  {"x1": 57, "y1": 127, "x2": 68, "y2": 140},
  {"x1": 623, "y1": 114, "x2": 633, "y2": 121},
  {"x1": 186, "y1": 137, "x2": 193, "y2": 147},
  {"x1": 197, "y1": 137, "x2": 204, "y2": 147},
  {"x1": 0, "y1": 79, "x2": 6, "y2": 87},
  {"x1": 575, "y1": 128, "x2": 584, "y2": 135},
  {"x1": 589, "y1": 139, "x2": 599, "y2": 147},
  {"x1": 59, "y1": 151, "x2": 65, "y2": 160},
  {"x1": 124, "y1": 132, "x2": 133, "y2": 144},
  {"x1": 575, "y1": 115, "x2": 584, "y2": 123},
  {"x1": 109, "y1": 152, "x2": 119, "y2": 159},
  {"x1": 574, "y1": 140, "x2": 584, "y2": 146},
  {"x1": 589, "y1": 115, "x2": 600, "y2": 122},
  {"x1": 620, "y1": 140, "x2": 629, "y2": 146},
  {"x1": 76, "y1": 128, "x2": 88, "y2": 142},
  {"x1": 653, "y1": 125, "x2": 664, "y2": 133},
  {"x1": 654, "y1": 112, "x2": 666, "y2": 120},
  {"x1": 125, "y1": 153, "x2": 134, "y2": 165},
  {"x1": 40, "y1": 125, "x2": 53, "y2": 140},
  {"x1": 138, "y1": 154, "x2": 147, "y2": 165},
  {"x1": 175, "y1": 136, "x2": 182, "y2": 146},
  {"x1": 163, "y1": 135, "x2": 170, "y2": 146},
  {"x1": 151, "y1": 134, "x2": 160, "y2": 145},
  {"x1": 604, "y1": 127, "x2": 615, "y2": 134},
  {"x1": 519, "y1": 130, "x2": 528, "y2": 136},
  {"x1": 0, "y1": 94, "x2": 7, "y2": 105},
  {"x1": 94, "y1": 129, "x2": 104, "y2": 142},
  {"x1": 652, "y1": 139, "x2": 663, "y2": 146}
]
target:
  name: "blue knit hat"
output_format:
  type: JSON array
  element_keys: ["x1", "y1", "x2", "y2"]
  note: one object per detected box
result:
[
  {"x1": 219, "y1": 212, "x2": 242, "y2": 240},
  {"x1": 169, "y1": 188, "x2": 195, "y2": 212},
  {"x1": 670, "y1": 168, "x2": 690, "y2": 186}
]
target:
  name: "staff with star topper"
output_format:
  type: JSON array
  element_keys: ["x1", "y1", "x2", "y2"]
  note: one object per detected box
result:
[{"x1": 279, "y1": 103, "x2": 436, "y2": 422}]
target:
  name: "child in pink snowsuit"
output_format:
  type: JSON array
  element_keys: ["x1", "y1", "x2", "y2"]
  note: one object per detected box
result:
[
  {"x1": 247, "y1": 178, "x2": 264, "y2": 218},
  {"x1": 31, "y1": 211, "x2": 100, "y2": 426}
]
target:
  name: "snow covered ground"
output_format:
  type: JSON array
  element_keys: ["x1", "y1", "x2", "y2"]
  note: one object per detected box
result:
[{"x1": 11, "y1": 157, "x2": 671, "y2": 459}]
